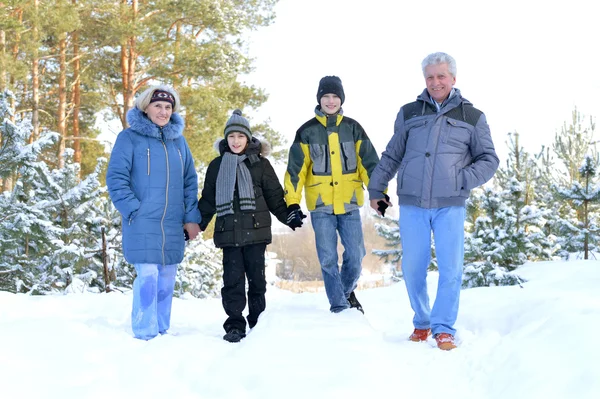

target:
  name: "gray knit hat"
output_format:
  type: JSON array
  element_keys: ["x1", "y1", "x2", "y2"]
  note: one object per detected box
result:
[{"x1": 224, "y1": 109, "x2": 252, "y2": 140}]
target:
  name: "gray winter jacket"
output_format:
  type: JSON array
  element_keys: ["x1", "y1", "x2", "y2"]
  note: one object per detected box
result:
[{"x1": 368, "y1": 88, "x2": 499, "y2": 209}]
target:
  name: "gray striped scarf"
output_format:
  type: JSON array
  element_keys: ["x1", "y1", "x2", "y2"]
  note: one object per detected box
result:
[{"x1": 216, "y1": 152, "x2": 255, "y2": 216}]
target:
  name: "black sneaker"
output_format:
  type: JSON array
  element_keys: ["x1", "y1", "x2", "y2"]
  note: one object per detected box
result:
[
  {"x1": 223, "y1": 328, "x2": 246, "y2": 343},
  {"x1": 348, "y1": 291, "x2": 364, "y2": 314}
]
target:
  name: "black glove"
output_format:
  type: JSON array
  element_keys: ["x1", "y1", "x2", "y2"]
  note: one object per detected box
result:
[
  {"x1": 286, "y1": 204, "x2": 307, "y2": 231},
  {"x1": 377, "y1": 194, "x2": 391, "y2": 217}
]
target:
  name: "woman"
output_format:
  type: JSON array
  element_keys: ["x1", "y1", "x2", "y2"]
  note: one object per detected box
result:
[{"x1": 107, "y1": 85, "x2": 201, "y2": 340}]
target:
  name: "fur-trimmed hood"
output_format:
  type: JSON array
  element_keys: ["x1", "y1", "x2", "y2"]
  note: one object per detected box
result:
[
  {"x1": 126, "y1": 107, "x2": 185, "y2": 140},
  {"x1": 213, "y1": 136, "x2": 272, "y2": 157}
]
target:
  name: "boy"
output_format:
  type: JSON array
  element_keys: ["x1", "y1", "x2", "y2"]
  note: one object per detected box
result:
[
  {"x1": 284, "y1": 76, "x2": 381, "y2": 313},
  {"x1": 198, "y1": 109, "x2": 303, "y2": 343}
]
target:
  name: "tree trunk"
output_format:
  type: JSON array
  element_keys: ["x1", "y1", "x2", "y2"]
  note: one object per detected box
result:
[
  {"x1": 0, "y1": 29, "x2": 4, "y2": 191},
  {"x1": 32, "y1": 1, "x2": 40, "y2": 143},
  {"x1": 56, "y1": 34, "x2": 67, "y2": 169},
  {"x1": 120, "y1": 0, "x2": 138, "y2": 128},
  {"x1": 9, "y1": 9, "x2": 22, "y2": 124},
  {"x1": 71, "y1": 9, "x2": 81, "y2": 171},
  {"x1": 0, "y1": 30, "x2": 6, "y2": 91},
  {"x1": 101, "y1": 227, "x2": 112, "y2": 292},
  {"x1": 583, "y1": 173, "x2": 589, "y2": 260}
]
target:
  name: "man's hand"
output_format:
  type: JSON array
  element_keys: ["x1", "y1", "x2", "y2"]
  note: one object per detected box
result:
[
  {"x1": 184, "y1": 222, "x2": 201, "y2": 241},
  {"x1": 370, "y1": 194, "x2": 392, "y2": 216}
]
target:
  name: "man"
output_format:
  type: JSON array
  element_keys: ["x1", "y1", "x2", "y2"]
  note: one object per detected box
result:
[
  {"x1": 368, "y1": 52, "x2": 499, "y2": 350},
  {"x1": 284, "y1": 76, "x2": 381, "y2": 313}
]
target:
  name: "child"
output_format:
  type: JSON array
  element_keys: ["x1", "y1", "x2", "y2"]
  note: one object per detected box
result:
[
  {"x1": 284, "y1": 76, "x2": 382, "y2": 314},
  {"x1": 198, "y1": 109, "x2": 304, "y2": 343}
]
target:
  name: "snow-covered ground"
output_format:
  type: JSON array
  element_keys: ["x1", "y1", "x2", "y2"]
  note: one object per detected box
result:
[{"x1": 1, "y1": 260, "x2": 599, "y2": 399}]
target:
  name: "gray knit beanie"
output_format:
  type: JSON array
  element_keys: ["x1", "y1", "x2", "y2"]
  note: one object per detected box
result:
[{"x1": 224, "y1": 109, "x2": 252, "y2": 140}]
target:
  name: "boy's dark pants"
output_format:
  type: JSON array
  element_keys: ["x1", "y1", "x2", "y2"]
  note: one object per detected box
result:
[{"x1": 221, "y1": 243, "x2": 267, "y2": 333}]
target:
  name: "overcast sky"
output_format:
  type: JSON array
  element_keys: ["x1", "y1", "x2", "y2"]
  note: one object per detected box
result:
[{"x1": 244, "y1": 0, "x2": 599, "y2": 165}]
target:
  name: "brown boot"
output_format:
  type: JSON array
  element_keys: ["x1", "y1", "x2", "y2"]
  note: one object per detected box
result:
[
  {"x1": 409, "y1": 328, "x2": 431, "y2": 342},
  {"x1": 435, "y1": 333, "x2": 457, "y2": 350}
]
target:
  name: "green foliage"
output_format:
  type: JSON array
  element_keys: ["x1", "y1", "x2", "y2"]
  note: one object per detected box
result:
[
  {"x1": 175, "y1": 238, "x2": 223, "y2": 299},
  {"x1": 542, "y1": 108, "x2": 599, "y2": 259},
  {"x1": 552, "y1": 108, "x2": 597, "y2": 186},
  {"x1": 86, "y1": 0, "x2": 279, "y2": 165},
  {"x1": 372, "y1": 217, "x2": 402, "y2": 264},
  {"x1": 462, "y1": 260, "x2": 524, "y2": 289},
  {"x1": 553, "y1": 155, "x2": 600, "y2": 259},
  {"x1": 2, "y1": 0, "x2": 282, "y2": 179}
]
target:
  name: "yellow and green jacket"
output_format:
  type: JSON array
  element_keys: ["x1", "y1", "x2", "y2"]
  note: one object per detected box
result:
[{"x1": 284, "y1": 107, "x2": 380, "y2": 215}]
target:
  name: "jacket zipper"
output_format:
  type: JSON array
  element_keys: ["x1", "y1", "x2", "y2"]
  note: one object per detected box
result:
[
  {"x1": 178, "y1": 148, "x2": 183, "y2": 178},
  {"x1": 160, "y1": 129, "x2": 169, "y2": 266},
  {"x1": 147, "y1": 148, "x2": 150, "y2": 175},
  {"x1": 429, "y1": 116, "x2": 443, "y2": 205}
]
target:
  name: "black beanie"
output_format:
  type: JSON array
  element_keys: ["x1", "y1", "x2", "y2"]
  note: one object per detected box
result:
[
  {"x1": 224, "y1": 109, "x2": 252, "y2": 140},
  {"x1": 316, "y1": 76, "x2": 345, "y2": 105}
]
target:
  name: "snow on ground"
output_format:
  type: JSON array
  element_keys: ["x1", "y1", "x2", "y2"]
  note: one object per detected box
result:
[{"x1": 1, "y1": 260, "x2": 599, "y2": 399}]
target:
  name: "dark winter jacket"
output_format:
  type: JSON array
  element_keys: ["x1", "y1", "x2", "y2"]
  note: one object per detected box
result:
[
  {"x1": 368, "y1": 88, "x2": 499, "y2": 209},
  {"x1": 198, "y1": 138, "x2": 288, "y2": 248},
  {"x1": 106, "y1": 107, "x2": 200, "y2": 265}
]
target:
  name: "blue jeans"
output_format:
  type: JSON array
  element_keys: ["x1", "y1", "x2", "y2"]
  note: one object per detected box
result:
[
  {"x1": 311, "y1": 211, "x2": 366, "y2": 312},
  {"x1": 132, "y1": 263, "x2": 177, "y2": 340},
  {"x1": 399, "y1": 205, "x2": 465, "y2": 336}
]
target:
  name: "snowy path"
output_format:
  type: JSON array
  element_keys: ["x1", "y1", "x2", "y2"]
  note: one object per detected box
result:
[{"x1": 1, "y1": 260, "x2": 599, "y2": 399}]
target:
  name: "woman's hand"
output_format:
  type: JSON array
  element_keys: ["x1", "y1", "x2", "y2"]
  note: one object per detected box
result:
[{"x1": 184, "y1": 222, "x2": 201, "y2": 240}]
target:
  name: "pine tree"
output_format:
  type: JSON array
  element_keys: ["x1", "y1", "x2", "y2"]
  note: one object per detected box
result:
[
  {"x1": 463, "y1": 133, "x2": 557, "y2": 289},
  {"x1": 78, "y1": 192, "x2": 131, "y2": 292},
  {"x1": 372, "y1": 216, "x2": 403, "y2": 279},
  {"x1": 544, "y1": 109, "x2": 599, "y2": 258},
  {"x1": 0, "y1": 89, "x2": 59, "y2": 293},
  {"x1": 463, "y1": 187, "x2": 525, "y2": 288},
  {"x1": 553, "y1": 155, "x2": 600, "y2": 259},
  {"x1": 175, "y1": 238, "x2": 223, "y2": 299},
  {"x1": 88, "y1": 0, "x2": 280, "y2": 165}
]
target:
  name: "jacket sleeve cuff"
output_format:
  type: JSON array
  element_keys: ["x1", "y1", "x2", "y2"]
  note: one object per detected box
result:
[
  {"x1": 184, "y1": 208, "x2": 201, "y2": 224},
  {"x1": 368, "y1": 190, "x2": 385, "y2": 200}
]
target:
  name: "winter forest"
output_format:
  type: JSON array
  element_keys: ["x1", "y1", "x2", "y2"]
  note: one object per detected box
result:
[{"x1": 1, "y1": 0, "x2": 599, "y2": 298}]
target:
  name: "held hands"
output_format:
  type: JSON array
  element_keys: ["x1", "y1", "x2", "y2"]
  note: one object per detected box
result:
[
  {"x1": 370, "y1": 194, "x2": 392, "y2": 217},
  {"x1": 286, "y1": 204, "x2": 307, "y2": 231},
  {"x1": 183, "y1": 222, "x2": 201, "y2": 241}
]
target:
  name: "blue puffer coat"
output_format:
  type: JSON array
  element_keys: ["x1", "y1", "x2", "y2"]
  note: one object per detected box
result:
[{"x1": 106, "y1": 107, "x2": 200, "y2": 265}]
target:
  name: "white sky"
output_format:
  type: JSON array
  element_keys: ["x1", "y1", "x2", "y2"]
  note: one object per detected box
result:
[
  {"x1": 1, "y1": 259, "x2": 599, "y2": 398},
  {"x1": 244, "y1": 0, "x2": 600, "y2": 164}
]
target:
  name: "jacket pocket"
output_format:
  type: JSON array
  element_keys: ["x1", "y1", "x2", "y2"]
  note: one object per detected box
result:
[
  {"x1": 242, "y1": 211, "x2": 270, "y2": 229},
  {"x1": 309, "y1": 144, "x2": 329, "y2": 175},
  {"x1": 215, "y1": 216, "x2": 235, "y2": 232},
  {"x1": 442, "y1": 120, "x2": 471, "y2": 149},
  {"x1": 340, "y1": 141, "x2": 357, "y2": 173},
  {"x1": 397, "y1": 162, "x2": 407, "y2": 189},
  {"x1": 253, "y1": 212, "x2": 271, "y2": 229},
  {"x1": 128, "y1": 201, "x2": 145, "y2": 225}
]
